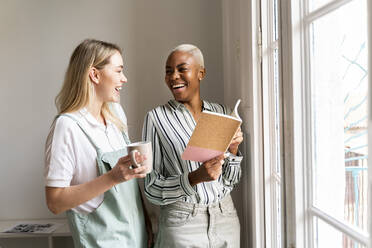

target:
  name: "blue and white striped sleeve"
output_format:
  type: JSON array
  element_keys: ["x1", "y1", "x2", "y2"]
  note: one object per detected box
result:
[
  {"x1": 142, "y1": 112, "x2": 196, "y2": 205},
  {"x1": 221, "y1": 151, "x2": 243, "y2": 189}
]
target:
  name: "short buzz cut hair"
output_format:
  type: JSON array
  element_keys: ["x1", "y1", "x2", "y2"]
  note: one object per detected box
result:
[{"x1": 171, "y1": 44, "x2": 204, "y2": 68}]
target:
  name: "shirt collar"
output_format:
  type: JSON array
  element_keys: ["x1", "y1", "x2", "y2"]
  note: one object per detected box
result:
[
  {"x1": 168, "y1": 99, "x2": 212, "y2": 112},
  {"x1": 78, "y1": 108, "x2": 113, "y2": 129}
]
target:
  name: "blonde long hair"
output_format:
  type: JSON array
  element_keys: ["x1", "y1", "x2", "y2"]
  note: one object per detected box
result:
[{"x1": 55, "y1": 39, "x2": 126, "y2": 131}]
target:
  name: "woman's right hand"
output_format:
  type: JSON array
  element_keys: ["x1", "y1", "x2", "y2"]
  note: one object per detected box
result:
[
  {"x1": 188, "y1": 154, "x2": 226, "y2": 186},
  {"x1": 109, "y1": 154, "x2": 148, "y2": 184}
]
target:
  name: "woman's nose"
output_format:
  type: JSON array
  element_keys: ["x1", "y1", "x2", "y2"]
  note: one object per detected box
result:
[
  {"x1": 170, "y1": 71, "x2": 180, "y2": 80},
  {"x1": 121, "y1": 73, "x2": 128, "y2": 83}
]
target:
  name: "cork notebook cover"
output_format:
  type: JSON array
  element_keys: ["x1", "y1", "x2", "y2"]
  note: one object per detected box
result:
[{"x1": 182, "y1": 99, "x2": 242, "y2": 162}]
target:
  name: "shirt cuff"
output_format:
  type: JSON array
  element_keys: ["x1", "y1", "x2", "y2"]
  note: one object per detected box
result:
[
  {"x1": 226, "y1": 150, "x2": 243, "y2": 165},
  {"x1": 45, "y1": 179, "x2": 70, "y2": 188},
  {"x1": 180, "y1": 172, "x2": 197, "y2": 196}
]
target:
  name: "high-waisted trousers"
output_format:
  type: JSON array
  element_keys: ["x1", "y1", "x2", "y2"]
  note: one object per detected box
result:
[{"x1": 154, "y1": 194, "x2": 240, "y2": 248}]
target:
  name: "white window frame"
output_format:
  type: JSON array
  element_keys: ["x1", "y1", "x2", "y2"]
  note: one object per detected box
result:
[
  {"x1": 281, "y1": 0, "x2": 372, "y2": 247},
  {"x1": 369, "y1": 0, "x2": 372, "y2": 243},
  {"x1": 261, "y1": 0, "x2": 285, "y2": 247}
]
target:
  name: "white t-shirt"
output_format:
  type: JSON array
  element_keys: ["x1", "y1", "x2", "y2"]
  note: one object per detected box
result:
[{"x1": 44, "y1": 103, "x2": 128, "y2": 214}]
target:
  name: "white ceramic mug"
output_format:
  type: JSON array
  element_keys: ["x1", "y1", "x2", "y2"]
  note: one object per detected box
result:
[{"x1": 127, "y1": 141, "x2": 153, "y2": 173}]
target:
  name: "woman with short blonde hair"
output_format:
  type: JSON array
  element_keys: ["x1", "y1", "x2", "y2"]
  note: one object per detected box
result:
[{"x1": 143, "y1": 44, "x2": 243, "y2": 247}]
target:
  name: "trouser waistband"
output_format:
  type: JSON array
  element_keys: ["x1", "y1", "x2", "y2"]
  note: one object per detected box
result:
[{"x1": 160, "y1": 194, "x2": 234, "y2": 216}]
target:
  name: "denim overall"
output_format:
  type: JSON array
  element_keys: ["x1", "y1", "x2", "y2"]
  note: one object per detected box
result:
[{"x1": 61, "y1": 115, "x2": 147, "y2": 248}]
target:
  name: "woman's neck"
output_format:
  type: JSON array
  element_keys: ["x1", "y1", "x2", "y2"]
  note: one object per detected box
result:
[
  {"x1": 183, "y1": 98, "x2": 203, "y2": 121},
  {"x1": 86, "y1": 100, "x2": 105, "y2": 125}
]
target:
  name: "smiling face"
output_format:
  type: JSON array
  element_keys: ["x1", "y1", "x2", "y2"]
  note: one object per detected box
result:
[
  {"x1": 165, "y1": 51, "x2": 205, "y2": 103},
  {"x1": 93, "y1": 51, "x2": 127, "y2": 103}
]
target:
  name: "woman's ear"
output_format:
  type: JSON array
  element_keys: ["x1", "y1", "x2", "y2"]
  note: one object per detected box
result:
[
  {"x1": 89, "y1": 67, "x2": 100, "y2": 85},
  {"x1": 198, "y1": 67, "x2": 206, "y2": 81}
]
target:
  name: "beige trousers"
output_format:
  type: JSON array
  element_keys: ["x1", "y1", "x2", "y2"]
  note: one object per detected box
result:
[{"x1": 155, "y1": 195, "x2": 240, "y2": 248}]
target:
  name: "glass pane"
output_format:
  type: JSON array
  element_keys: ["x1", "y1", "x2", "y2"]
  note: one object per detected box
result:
[
  {"x1": 273, "y1": 0, "x2": 279, "y2": 41},
  {"x1": 310, "y1": 0, "x2": 368, "y2": 232},
  {"x1": 274, "y1": 48, "x2": 281, "y2": 174},
  {"x1": 274, "y1": 180, "x2": 282, "y2": 248},
  {"x1": 313, "y1": 217, "x2": 367, "y2": 248},
  {"x1": 309, "y1": 0, "x2": 334, "y2": 11}
]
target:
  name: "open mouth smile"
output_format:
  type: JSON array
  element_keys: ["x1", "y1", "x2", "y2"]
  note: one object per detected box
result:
[{"x1": 172, "y1": 84, "x2": 186, "y2": 90}]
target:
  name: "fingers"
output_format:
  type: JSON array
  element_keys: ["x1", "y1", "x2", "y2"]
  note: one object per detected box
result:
[
  {"x1": 124, "y1": 166, "x2": 147, "y2": 181},
  {"x1": 112, "y1": 154, "x2": 149, "y2": 183},
  {"x1": 132, "y1": 173, "x2": 147, "y2": 179},
  {"x1": 134, "y1": 153, "x2": 147, "y2": 164},
  {"x1": 233, "y1": 130, "x2": 243, "y2": 140},
  {"x1": 197, "y1": 154, "x2": 225, "y2": 182},
  {"x1": 230, "y1": 130, "x2": 244, "y2": 147},
  {"x1": 131, "y1": 165, "x2": 148, "y2": 175},
  {"x1": 117, "y1": 155, "x2": 132, "y2": 164},
  {"x1": 205, "y1": 154, "x2": 225, "y2": 164},
  {"x1": 118, "y1": 153, "x2": 147, "y2": 168}
]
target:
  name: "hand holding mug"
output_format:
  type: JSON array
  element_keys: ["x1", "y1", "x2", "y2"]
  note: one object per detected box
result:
[
  {"x1": 109, "y1": 154, "x2": 148, "y2": 184},
  {"x1": 127, "y1": 141, "x2": 153, "y2": 173}
]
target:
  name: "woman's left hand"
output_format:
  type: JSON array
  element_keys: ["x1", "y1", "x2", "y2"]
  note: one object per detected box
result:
[{"x1": 228, "y1": 127, "x2": 243, "y2": 155}]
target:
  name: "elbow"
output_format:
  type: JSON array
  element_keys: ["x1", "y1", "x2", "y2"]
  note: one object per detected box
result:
[
  {"x1": 46, "y1": 200, "x2": 64, "y2": 215},
  {"x1": 45, "y1": 187, "x2": 66, "y2": 215}
]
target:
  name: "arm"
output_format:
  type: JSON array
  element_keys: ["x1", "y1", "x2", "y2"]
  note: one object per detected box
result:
[
  {"x1": 46, "y1": 172, "x2": 116, "y2": 214},
  {"x1": 46, "y1": 152, "x2": 147, "y2": 215},
  {"x1": 142, "y1": 113, "x2": 197, "y2": 205}
]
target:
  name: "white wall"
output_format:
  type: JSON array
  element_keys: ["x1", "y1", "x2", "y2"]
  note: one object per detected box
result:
[
  {"x1": 130, "y1": 1, "x2": 223, "y2": 139},
  {"x1": 0, "y1": 0, "x2": 224, "y2": 246},
  {"x1": 0, "y1": 0, "x2": 137, "y2": 221}
]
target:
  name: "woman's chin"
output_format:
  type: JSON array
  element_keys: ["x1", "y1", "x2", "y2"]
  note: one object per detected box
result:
[
  {"x1": 174, "y1": 96, "x2": 186, "y2": 102},
  {"x1": 172, "y1": 93, "x2": 185, "y2": 101},
  {"x1": 110, "y1": 95, "x2": 120, "y2": 103}
]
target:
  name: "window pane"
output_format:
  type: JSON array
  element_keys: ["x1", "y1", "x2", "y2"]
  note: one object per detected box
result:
[
  {"x1": 313, "y1": 217, "x2": 367, "y2": 248},
  {"x1": 309, "y1": 0, "x2": 334, "y2": 11},
  {"x1": 273, "y1": 0, "x2": 279, "y2": 41},
  {"x1": 275, "y1": 180, "x2": 282, "y2": 248},
  {"x1": 310, "y1": 0, "x2": 368, "y2": 231},
  {"x1": 274, "y1": 48, "x2": 281, "y2": 174}
]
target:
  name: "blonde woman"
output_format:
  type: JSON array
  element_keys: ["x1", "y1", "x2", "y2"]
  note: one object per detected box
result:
[{"x1": 45, "y1": 39, "x2": 153, "y2": 248}]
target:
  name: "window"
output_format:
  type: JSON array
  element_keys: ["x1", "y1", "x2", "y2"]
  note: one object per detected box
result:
[
  {"x1": 222, "y1": 0, "x2": 370, "y2": 246},
  {"x1": 281, "y1": 0, "x2": 370, "y2": 247}
]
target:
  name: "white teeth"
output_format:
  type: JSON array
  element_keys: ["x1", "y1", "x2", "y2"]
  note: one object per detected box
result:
[{"x1": 172, "y1": 84, "x2": 185, "y2": 89}]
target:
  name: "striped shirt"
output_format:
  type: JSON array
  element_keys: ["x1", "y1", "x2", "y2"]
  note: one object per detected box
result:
[{"x1": 142, "y1": 99, "x2": 243, "y2": 205}]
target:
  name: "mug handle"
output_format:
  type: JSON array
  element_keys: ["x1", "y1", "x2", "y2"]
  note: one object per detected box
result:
[{"x1": 130, "y1": 149, "x2": 141, "y2": 168}]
